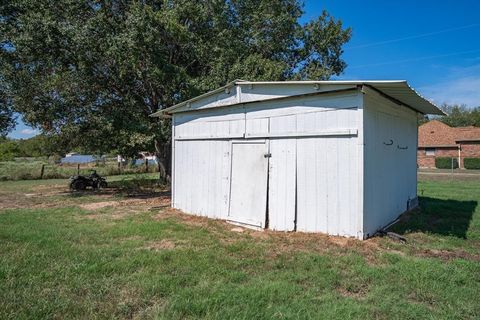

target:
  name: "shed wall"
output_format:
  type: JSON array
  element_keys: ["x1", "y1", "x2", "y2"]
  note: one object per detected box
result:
[
  {"x1": 363, "y1": 89, "x2": 418, "y2": 237},
  {"x1": 173, "y1": 139, "x2": 231, "y2": 219},
  {"x1": 172, "y1": 91, "x2": 364, "y2": 237}
]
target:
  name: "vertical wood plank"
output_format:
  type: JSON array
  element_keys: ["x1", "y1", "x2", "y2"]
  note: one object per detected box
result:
[{"x1": 268, "y1": 139, "x2": 296, "y2": 231}]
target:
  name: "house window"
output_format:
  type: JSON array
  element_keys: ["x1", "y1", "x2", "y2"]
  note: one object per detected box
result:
[{"x1": 425, "y1": 148, "x2": 436, "y2": 156}]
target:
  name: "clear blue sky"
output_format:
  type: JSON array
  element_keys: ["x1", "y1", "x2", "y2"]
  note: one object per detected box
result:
[
  {"x1": 302, "y1": 0, "x2": 480, "y2": 106},
  {"x1": 9, "y1": 0, "x2": 480, "y2": 139}
]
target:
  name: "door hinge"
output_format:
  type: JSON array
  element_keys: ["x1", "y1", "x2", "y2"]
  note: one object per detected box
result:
[{"x1": 264, "y1": 153, "x2": 272, "y2": 158}]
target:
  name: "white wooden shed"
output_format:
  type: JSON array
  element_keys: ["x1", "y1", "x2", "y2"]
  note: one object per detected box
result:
[{"x1": 152, "y1": 80, "x2": 443, "y2": 239}]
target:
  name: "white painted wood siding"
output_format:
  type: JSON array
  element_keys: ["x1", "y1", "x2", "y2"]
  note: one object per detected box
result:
[
  {"x1": 295, "y1": 133, "x2": 360, "y2": 236},
  {"x1": 173, "y1": 92, "x2": 360, "y2": 141},
  {"x1": 173, "y1": 140, "x2": 231, "y2": 219},
  {"x1": 245, "y1": 93, "x2": 359, "y2": 137},
  {"x1": 363, "y1": 88, "x2": 418, "y2": 237},
  {"x1": 172, "y1": 90, "x2": 364, "y2": 238},
  {"x1": 268, "y1": 139, "x2": 296, "y2": 231},
  {"x1": 239, "y1": 83, "x2": 355, "y2": 103},
  {"x1": 173, "y1": 106, "x2": 245, "y2": 140}
]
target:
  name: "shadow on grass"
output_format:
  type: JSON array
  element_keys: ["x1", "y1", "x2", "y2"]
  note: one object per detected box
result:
[
  {"x1": 391, "y1": 196, "x2": 477, "y2": 239},
  {"x1": 68, "y1": 176, "x2": 170, "y2": 200}
]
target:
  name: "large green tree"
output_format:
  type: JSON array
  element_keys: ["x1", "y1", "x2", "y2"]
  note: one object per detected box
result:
[
  {"x1": 1, "y1": 0, "x2": 351, "y2": 178},
  {"x1": 0, "y1": 68, "x2": 15, "y2": 137},
  {"x1": 438, "y1": 103, "x2": 480, "y2": 127}
]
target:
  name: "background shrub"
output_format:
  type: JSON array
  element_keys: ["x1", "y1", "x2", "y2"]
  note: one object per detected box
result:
[
  {"x1": 464, "y1": 158, "x2": 480, "y2": 170},
  {"x1": 435, "y1": 157, "x2": 458, "y2": 169}
]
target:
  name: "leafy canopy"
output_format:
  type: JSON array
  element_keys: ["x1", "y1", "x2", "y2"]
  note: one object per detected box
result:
[
  {"x1": 437, "y1": 104, "x2": 480, "y2": 127},
  {"x1": 0, "y1": 134, "x2": 63, "y2": 160},
  {"x1": 1, "y1": 0, "x2": 352, "y2": 158}
]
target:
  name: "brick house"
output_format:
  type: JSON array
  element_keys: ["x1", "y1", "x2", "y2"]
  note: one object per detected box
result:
[{"x1": 418, "y1": 120, "x2": 480, "y2": 168}]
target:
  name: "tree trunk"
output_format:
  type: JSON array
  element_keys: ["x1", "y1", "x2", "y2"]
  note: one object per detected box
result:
[{"x1": 154, "y1": 138, "x2": 171, "y2": 183}]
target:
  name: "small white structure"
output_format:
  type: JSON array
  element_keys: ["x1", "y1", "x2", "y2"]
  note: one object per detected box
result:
[{"x1": 152, "y1": 80, "x2": 443, "y2": 239}]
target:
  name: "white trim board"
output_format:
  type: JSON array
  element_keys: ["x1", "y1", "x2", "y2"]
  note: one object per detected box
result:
[{"x1": 175, "y1": 128, "x2": 358, "y2": 141}]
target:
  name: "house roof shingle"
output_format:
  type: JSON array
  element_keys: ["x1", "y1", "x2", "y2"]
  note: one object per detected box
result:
[{"x1": 418, "y1": 120, "x2": 480, "y2": 147}]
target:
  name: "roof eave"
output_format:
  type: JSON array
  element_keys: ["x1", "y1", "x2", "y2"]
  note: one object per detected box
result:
[
  {"x1": 150, "y1": 80, "x2": 443, "y2": 117},
  {"x1": 150, "y1": 79, "x2": 246, "y2": 117}
]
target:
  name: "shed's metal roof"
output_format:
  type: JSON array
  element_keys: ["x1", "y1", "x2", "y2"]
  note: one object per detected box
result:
[{"x1": 151, "y1": 80, "x2": 443, "y2": 116}]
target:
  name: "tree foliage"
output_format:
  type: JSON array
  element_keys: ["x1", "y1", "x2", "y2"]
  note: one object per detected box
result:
[
  {"x1": 0, "y1": 105, "x2": 14, "y2": 137},
  {"x1": 0, "y1": 138, "x2": 19, "y2": 160},
  {"x1": 0, "y1": 69, "x2": 15, "y2": 137},
  {"x1": 437, "y1": 104, "x2": 480, "y2": 127},
  {"x1": 1, "y1": 0, "x2": 352, "y2": 176},
  {"x1": 0, "y1": 134, "x2": 63, "y2": 160}
]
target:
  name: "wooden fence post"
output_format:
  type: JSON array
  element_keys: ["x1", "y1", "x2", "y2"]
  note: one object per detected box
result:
[
  {"x1": 77, "y1": 163, "x2": 80, "y2": 175},
  {"x1": 145, "y1": 159, "x2": 149, "y2": 173},
  {"x1": 40, "y1": 164, "x2": 45, "y2": 179}
]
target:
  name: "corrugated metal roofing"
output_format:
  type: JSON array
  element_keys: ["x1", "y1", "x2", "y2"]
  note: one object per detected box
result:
[{"x1": 151, "y1": 80, "x2": 443, "y2": 116}]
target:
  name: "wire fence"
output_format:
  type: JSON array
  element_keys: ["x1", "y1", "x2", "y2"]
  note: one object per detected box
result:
[{"x1": 0, "y1": 159, "x2": 158, "y2": 181}]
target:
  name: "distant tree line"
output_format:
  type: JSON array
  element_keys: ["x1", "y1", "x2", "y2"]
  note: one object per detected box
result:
[
  {"x1": 420, "y1": 104, "x2": 480, "y2": 127},
  {"x1": 0, "y1": 135, "x2": 66, "y2": 161}
]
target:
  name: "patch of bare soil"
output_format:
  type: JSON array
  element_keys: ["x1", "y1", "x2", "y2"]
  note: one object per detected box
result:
[
  {"x1": 336, "y1": 284, "x2": 369, "y2": 300},
  {"x1": 1, "y1": 180, "x2": 171, "y2": 211},
  {"x1": 151, "y1": 208, "x2": 389, "y2": 262},
  {"x1": 142, "y1": 239, "x2": 189, "y2": 251},
  {"x1": 152, "y1": 208, "x2": 216, "y2": 227},
  {"x1": 144, "y1": 239, "x2": 176, "y2": 250},
  {"x1": 80, "y1": 194, "x2": 171, "y2": 220},
  {"x1": 416, "y1": 248, "x2": 480, "y2": 261},
  {"x1": 0, "y1": 184, "x2": 112, "y2": 210},
  {"x1": 80, "y1": 201, "x2": 119, "y2": 210},
  {"x1": 0, "y1": 193, "x2": 60, "y2": 210}
]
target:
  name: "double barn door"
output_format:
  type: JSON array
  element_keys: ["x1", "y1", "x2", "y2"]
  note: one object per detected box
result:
[{"x1": 227, "y1": 140, "x2": 296, "y2": 231}]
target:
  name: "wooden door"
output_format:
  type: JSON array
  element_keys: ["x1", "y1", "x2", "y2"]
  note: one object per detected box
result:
[{"x1": 228, "y1": 141, "x2": 269, "y2": 228}]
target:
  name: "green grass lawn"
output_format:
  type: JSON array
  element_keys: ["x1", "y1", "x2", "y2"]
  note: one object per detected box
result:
[{"x1": 0, "y1": 176, "x2": 479, "y2": 319}]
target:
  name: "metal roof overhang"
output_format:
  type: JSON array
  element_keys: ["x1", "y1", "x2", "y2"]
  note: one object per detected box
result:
[{"x1": 151, "y1": 80, "x2": 444, "y2": 117}]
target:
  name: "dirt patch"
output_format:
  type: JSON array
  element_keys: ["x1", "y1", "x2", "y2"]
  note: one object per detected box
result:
[
  {"x1": 229, "y1": 228, "x2": 383, "y2": 264},
  {"x1": 142, "y1": 239, "x2": 189, "y2": 251},
  {"x1": 79, "y1": 193, "x2": 170, "y2": 212},
  {"x1": 336, "y1": 284, "x2": 369, "y2": 300},
  {"x1": 72, "y1": 193, "x2": 170, "y2": 221},
  {"x1": 80, "y1": 201, "x2": 119, "y2": 210},
  {"x1": 131, "y1": 206, "x2": 403, "y2": 264},
  {"x1": 0, "y1": 187, "x2": 112, "y2": 210},
  {"x1": 152, "y1": 209, "x2": 387, "y2": 262},
  {"x1": 144, "y1": 239, "x2": 176, "y2": 250},
  {"x1": 327, "y1": 236, "x2": 359, "y2": 248},
  {"x1": 416, "y1": 248, "x2": 480, "y2": 261},
  {"x1": 248, "y1": 230, "x2": 271, "y2": 240},
  {"x1": 0, "y1": 180, "x2": 170, "y2": 211},
  {"x1": 152, "y1": 208, "x2": 215, "y2": 228}
]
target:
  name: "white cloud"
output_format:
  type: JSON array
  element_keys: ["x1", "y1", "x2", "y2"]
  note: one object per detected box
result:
[
  {"x1": 418, "y1": 64, "x2": 480, "y2": 107},
  {"x1": 20, "y1": 128, "x2": 39, "y2": 135}
]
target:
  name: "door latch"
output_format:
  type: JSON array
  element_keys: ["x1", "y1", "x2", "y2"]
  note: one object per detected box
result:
[{"x1": 264, "y1": 153, "x2": 272, "y2": 158}]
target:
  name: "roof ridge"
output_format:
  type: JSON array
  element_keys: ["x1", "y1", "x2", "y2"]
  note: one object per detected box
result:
[{"x1": 151, "y1": 80, "x2": 443, "y2": 116}]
